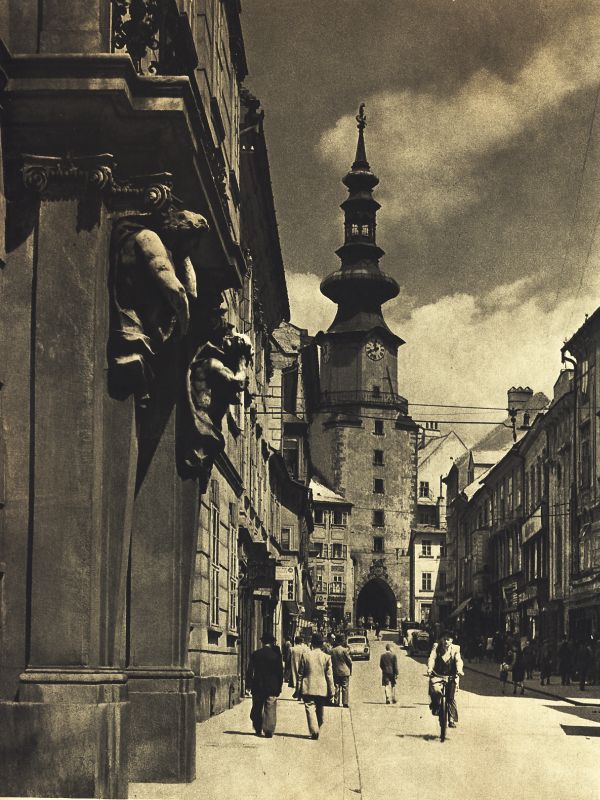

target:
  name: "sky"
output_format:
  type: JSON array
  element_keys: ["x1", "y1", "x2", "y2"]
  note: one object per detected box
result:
[{"x1": 241, "y1": 0, "x2": 600, "y2": 433}]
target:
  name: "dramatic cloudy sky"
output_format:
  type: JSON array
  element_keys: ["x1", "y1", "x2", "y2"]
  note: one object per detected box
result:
[{"x1": 242, "y1": 0, "x2": 600, "y2": 432}]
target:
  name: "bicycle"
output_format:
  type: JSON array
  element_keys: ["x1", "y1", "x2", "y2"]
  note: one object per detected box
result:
[{"x1": 428, "y1": 671, "x2": 456, "y2": 742}]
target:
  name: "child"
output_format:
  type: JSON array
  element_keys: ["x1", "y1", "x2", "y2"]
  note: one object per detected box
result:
[{"x1": 500, "y1": 660, "x2": 510, "y2": 694}]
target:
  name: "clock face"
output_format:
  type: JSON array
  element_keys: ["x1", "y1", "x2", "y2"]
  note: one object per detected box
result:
[{"x1": 365, "y1": 338, "x2": 385, "y2": 361}]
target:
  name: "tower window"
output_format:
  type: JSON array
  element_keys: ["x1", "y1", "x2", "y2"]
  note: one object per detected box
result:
[
  {"x1": 374, "y1": 419, "x2": 384, "y2": 435},
  {"x1": 351, "y1": 223, "x2": 360, "y2": 235},
  {"x1": 374, "y1": 478, "x2": 385, "y2": 494},
  {"x1": 373, "y1": 509, "x2": 385, "y2": 527},
  {"x1": 373, "y1": 450, "x2": 384, "y2": 465},
  {"x1": 373, "y1": 536, "x2": 384, "y2": 553}
]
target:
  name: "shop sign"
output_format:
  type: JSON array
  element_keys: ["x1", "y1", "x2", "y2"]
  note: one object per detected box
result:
[
  {"x1": 275, "y1": 565, "x2": 295, "y2": 582},
  {"x1": 253, "y1": 588, "x2": 272, "y2": 598},
  {"x1": 522, "y1": 505, "x2": 542, "y2": 543}
]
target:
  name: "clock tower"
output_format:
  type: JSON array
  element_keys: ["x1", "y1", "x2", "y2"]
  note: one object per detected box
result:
[{"x1": 310, "y1": 106, "x2": 418, "y2": 628}]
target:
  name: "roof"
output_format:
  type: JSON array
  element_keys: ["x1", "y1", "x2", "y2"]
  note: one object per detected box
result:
[
  {"x1": 272, "y1": 321, "x2": 309, "y2": 354},
  {"x1": 309, "y1": 478, "x2": 351, "y2": 506},
  {"x1": 463, "y1": 465, "x2": 494, "y2": 501},
  {"x1": 418, "y1": 430, "x2": 468, "y2": 468}
]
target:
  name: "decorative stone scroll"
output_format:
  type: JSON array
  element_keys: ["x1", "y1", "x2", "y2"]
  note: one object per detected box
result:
[{"x1": 183, "y1": 327, "x2": 253, "y2": 490}]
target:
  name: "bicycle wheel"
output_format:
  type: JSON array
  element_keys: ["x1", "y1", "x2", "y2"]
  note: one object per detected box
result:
[{"x1": 439, "y1": 692, "x2": 447, "y2": 742}]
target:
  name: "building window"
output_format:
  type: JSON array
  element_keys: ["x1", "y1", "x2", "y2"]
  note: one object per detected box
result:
[
  {"x1": 421, "y1": 603, "x2": 431, "y2": 623},
  {"x1": 331, "y1": 543, "x2": 347, "y2": 560},
  {"x1": 314, "y1": 508, "x2": 326, "y2": 526},
  {"x1": 331, "y1": 509, "x2": 347, "y2": 526},
  {"x1": 283, "y1": 437, "x2": 300, "y2": 479},
  {"x1": 372, "y1": 385, "x2": 381, "y2": 397},
  {"x1": 421, "y1": 572, "x2": 432, "y2": 592},
  {"x1": 373, "y1": 536, "x2": 384, "y2": 553},
  {"x1": 281, "y1": 526, "x2": 291, "y2": 550},
  {"x1": 440, "y1": 542, "x2": 447, "y2": 557},
  {"x1": 580, "y1": 423, "x2": 591, "y2": 488},
  {"x1": 314, "y1": 567, "x2": 324, "y2": 591},
  {"x1": 580, "y1": 357, "x2": 589, "y2": 397},
  {"x1": 373, "y1": 449, "x2": 384, "y2": 465},
  {"x1": 314, "y1": 542, "x2": 328, "y2": 559},
  {"x1": 374, "y1": 419, "x2": 384, "y2": 435},
  {"x1": 228, "y1": 522, "x2": 238, "y2": 632},
  {"x1": 419, "y1": 481, "x2": 430, "y2": 498},
  {"x1": 374, "y1": 478, "x2": 385, "y2": 494},
  {"x1": 210, "y1": 502, "x2": 220, "y2": 626},
  {"x1": 351, "y1": 223, "x2": 360, "y2": 236},
  {"x1": 373, "y1": 509, "x2": 385, "y2": 527},
  {"x1": 421, "y1": 540, "x2": 432, "y2": 556}
]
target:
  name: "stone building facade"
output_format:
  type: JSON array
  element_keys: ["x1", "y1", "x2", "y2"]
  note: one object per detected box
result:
[
  {"x1": 308, "y1": 108, "x2": 418, "y2": 628},
  {"x1": 0, "y1": 2, "x2": 297, "y2": 796}
]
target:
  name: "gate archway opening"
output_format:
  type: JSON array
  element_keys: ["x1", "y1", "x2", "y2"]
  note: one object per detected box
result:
[{"x1": 356, "y1": 578, "x2": 397, "y2": 628}]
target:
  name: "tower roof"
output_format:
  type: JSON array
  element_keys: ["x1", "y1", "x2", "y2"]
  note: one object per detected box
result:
[{"x1": 321, "y1": 105, "x2": 400, "y2": 328}]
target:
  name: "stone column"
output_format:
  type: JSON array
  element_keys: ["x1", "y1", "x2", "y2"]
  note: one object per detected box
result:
[
  {"x1": 126, "y1": 344, "x2": 199, "y2": 783},
  {"x1": 0, "y1": 169, "x2": 134, "y2": 798}
]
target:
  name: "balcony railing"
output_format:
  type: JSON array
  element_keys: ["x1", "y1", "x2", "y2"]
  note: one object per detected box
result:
[
  {"x1": 320, "y1": 390, "x2": 408, "y2": 413},
  {"x1": 328, "y1": 582, "x2": 346, "y2": 597}
]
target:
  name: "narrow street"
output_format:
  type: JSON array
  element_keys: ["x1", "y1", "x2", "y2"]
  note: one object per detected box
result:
[{"x1": 131, "y1": 634, "x2": 600, "y2": 800}]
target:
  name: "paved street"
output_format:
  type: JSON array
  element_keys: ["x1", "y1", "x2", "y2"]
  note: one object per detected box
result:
[{"x1": 131, "y1": 635, "x2": 600, "y2": 800}]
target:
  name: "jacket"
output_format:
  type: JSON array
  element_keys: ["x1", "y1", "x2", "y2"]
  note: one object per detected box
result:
[
  {"x1": 331, "y1": 645, "x2": 353, "y2": 678},
  {"x1": 427, "y1": 643, "x2": 464, "y2": 677},
  {"x1": 290, "y1": 642, "x2": 309, "y2": 684},
  {"x1": 298, "y1": 647, "x2": 335, "y2": 697},
  {"x1": 379, "y1": 651, "x2": 399, "y2": 677},
  {"x1": 246, "y1": 645, "x2": 284, "y2": 697}
]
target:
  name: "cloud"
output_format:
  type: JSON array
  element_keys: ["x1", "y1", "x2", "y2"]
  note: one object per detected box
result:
[
  {"x1": 318, "y1": 9, "x2": 600, "y2": 226},
  {"x1": 287, "y1": 268, "x2": 600, "y2": 411}
]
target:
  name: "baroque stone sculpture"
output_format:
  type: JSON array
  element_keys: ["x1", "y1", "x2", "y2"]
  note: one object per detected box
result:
[
  {"x1": 184, "y1": 326, "x2": 253, "y2": 488},
  {"x1": 109, "y1": 206, "x2": 209, "y2": 403}
]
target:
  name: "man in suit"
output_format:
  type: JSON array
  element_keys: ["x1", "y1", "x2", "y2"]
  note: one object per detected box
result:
[
  {"x1": 290, "y1": 635, "x2": 309, "y2": 699},
  {"x1": 298, "y1": 633, "x2": 336, "y2": 739},
  {"x1": 331, "y1": 634, "x2": 353, "y2": 707},
  {"x1": 379, "y1": 643, "x2": 399, "y2": 704},
  {"x1": 246, "y1": 632, "x2": 283, "y2": 737}
]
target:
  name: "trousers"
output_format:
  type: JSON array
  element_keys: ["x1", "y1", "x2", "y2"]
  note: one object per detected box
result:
[
  {"x1": 250, "y1": 693, "x2": 277, "y2": 735},
  {"x1": 429, "y1": 678, "x2": 458, "y2": 722},
  {"x1": 303, "y1": 695, "x2": 327, "y2": 736},
  {"x1": 334, "y1": 675, "x2": 350, "y2": 706}
]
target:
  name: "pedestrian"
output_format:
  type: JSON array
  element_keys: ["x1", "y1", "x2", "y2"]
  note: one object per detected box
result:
[
  {"x1": 510, "y1": 646, "x2": 525, "y2": 695},
  {"x1": 522, "y1": 641, "x2": 535, "y2": 680},
  {"x1": 375, "y1": 621, "x2": 381, "y2": 640},
  {"x1": 576, "y1": 638, "x2": 593, "y2": 691},
  {"x1": 486, "y1": 635, "x2": 494, "y2": 662},
  {"x1": 367, "y1": 615, "x2": 374, "y2": 630},
  {"x1": 384, "y1": 614, "x2": 391, "y2": 629},
  {"x1": 558, "y1": 636, "x2": 572, "y2": 686},
  {"x1": 331, "y1": 634, "x2": 353, "y2": 707},
  {"x1": 538, "y1": 643, "x2": 552, "y2": 686},
  {"x1": 298, "y1": 633, "x2": 335, "y2": 740},
  {"x1": 379, "y1": 643, "x2": 399, "y2": 704},
  {"x1": 290, "y1": 635, "x2": 309, "y2": 700},
  {"x1": 282, "y1": 638, "x2": 292, "y2": 684},
  {"x1": 245, "y1": 632, "x2": 283, "y2": 738},
  {"x1": 499, "y1": 658, "x2": 510, "y2": 694}
]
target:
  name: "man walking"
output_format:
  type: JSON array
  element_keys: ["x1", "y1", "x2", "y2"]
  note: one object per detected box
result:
[
  {"x1": 331, "y1": 634, "x2": 353, "y2": 707},
  {"x1": 290, "y1": 635, "x2": 309, "y2": 699},
  {"x1": 246, "y1": 632, "x2": 283, "y2": 738},
  {"x1": 298, "y1": 633, "x2": 335, "y2": 740},
  {"x1": 380, "y1": 643, "x2": 399, "y2": 704}
]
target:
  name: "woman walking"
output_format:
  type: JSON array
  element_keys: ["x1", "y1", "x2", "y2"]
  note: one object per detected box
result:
[{"x1": 510, "y1": 646, "x2": 526, "y2": 695}]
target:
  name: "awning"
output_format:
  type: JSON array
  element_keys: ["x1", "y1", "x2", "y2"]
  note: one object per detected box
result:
[{"x1": 449, "y1": 596, "x2": 472, "y2": 619}]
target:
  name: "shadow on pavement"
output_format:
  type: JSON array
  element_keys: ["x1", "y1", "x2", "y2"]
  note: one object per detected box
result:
[
  {"x1": 223, "y1": 730, "x2": 261, "y2": 737},
  {"x1": 273, "y1": 732, "x2": 313, "y2": 740},
  {"x1": 560, "y1": 725, "x2": 600, "y2": 737},
  {"x1": 397, "y1": 734, "x2": 439, "y2": 741},
  {"x1": 543, "y1": 704, "x2": 600, "y2": 723}
]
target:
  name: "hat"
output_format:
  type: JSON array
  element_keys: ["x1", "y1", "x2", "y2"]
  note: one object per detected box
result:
[
  {"x1": 442, "y1": 630, "x2": 455, "y2": 639},
  {"x1": 261, "y1": 632, "x2": 276, "y2": 645}
]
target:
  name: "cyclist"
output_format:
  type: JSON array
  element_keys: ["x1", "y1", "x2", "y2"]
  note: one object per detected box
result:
[{"x1": 427, "y1": 630, "x2": 464, "y2": 728}]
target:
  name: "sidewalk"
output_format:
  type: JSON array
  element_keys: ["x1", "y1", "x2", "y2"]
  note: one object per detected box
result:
[
  {"x1": 130, "y1": 686, "x2": 361, "y2": 800},
  {"x1": 464, "y1": 658, "x2": 600, "y2": 706}
]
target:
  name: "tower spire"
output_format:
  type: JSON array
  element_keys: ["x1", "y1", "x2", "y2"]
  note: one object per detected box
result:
[
  {"x1": 353, "y1": 103, "x2": 368, "y2": 169},
  {"x1": 320, "y1": 105, "x2": 400, "y2": 339}
]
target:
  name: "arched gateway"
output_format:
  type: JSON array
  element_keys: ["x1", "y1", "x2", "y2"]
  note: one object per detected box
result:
[{"x1": 356, "y1": 578, "x2": 397, "y2": 629}]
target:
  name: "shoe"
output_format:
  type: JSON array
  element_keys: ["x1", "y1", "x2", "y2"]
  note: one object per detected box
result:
[
  {"x1": 448, "y1": 721, "x2": 456, "y2": 728},
  {"x1": 311, "y1": 733, "x2": 319, "y2": 740},
  {"x1": 343, "y1": 704, "x2": 349, "y2": 708},
  {"x1": 253, "y1": 730, "x2": 262, "y2": 737},
  {"x1": 263, "y1": 732, "x2": 273, "y2": 738},
  {"x1": 392, "y1": 699, "x2": 397, "y2": 704},
  {"x1": 386, "y1": 699, "x2": 390, "y2": 704},
  {"x1": 521, "y1": 689, "x2": 525, "y2": 695}
]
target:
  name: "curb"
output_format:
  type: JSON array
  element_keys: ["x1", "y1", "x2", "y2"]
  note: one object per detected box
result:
[{"x1": 464, "y1": 664, "x2": 600, "y2": 707}]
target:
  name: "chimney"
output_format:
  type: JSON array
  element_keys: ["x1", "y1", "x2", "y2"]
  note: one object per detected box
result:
[{"x1": 507, "y1": 386, "x2": 533, "y2": 412}]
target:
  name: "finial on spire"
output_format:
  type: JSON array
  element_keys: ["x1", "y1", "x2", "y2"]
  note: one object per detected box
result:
[{"x1": 356, "y1": 103, "x2": 367, "y2": 131}]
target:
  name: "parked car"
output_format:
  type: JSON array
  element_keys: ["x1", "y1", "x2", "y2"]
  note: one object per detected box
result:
[
  {"x1": 347, "y1": 634, "x2": 370, "y2": 661},
  {"x1": 407, "y1": 630, "x2": 431, "y2": 657},
  {"x1": 399, "y1": 620, "x2": 420, "y2": 647}
]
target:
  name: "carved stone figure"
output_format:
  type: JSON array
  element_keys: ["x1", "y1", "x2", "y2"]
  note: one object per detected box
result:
[
  {"x1": 184, "y1": 327, "x2": 253, "y2": 486},
  {"x1": 109, "y1": 206, "x2": 209, "y2": 402}
]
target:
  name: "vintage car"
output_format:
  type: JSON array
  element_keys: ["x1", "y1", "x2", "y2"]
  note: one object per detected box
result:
[
  {"x1": 347, "y1": 634, "x2": 370, "y2": 661},
  {"x1": 407, "y1": 630, "x2": 432, "y2": 657}
]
